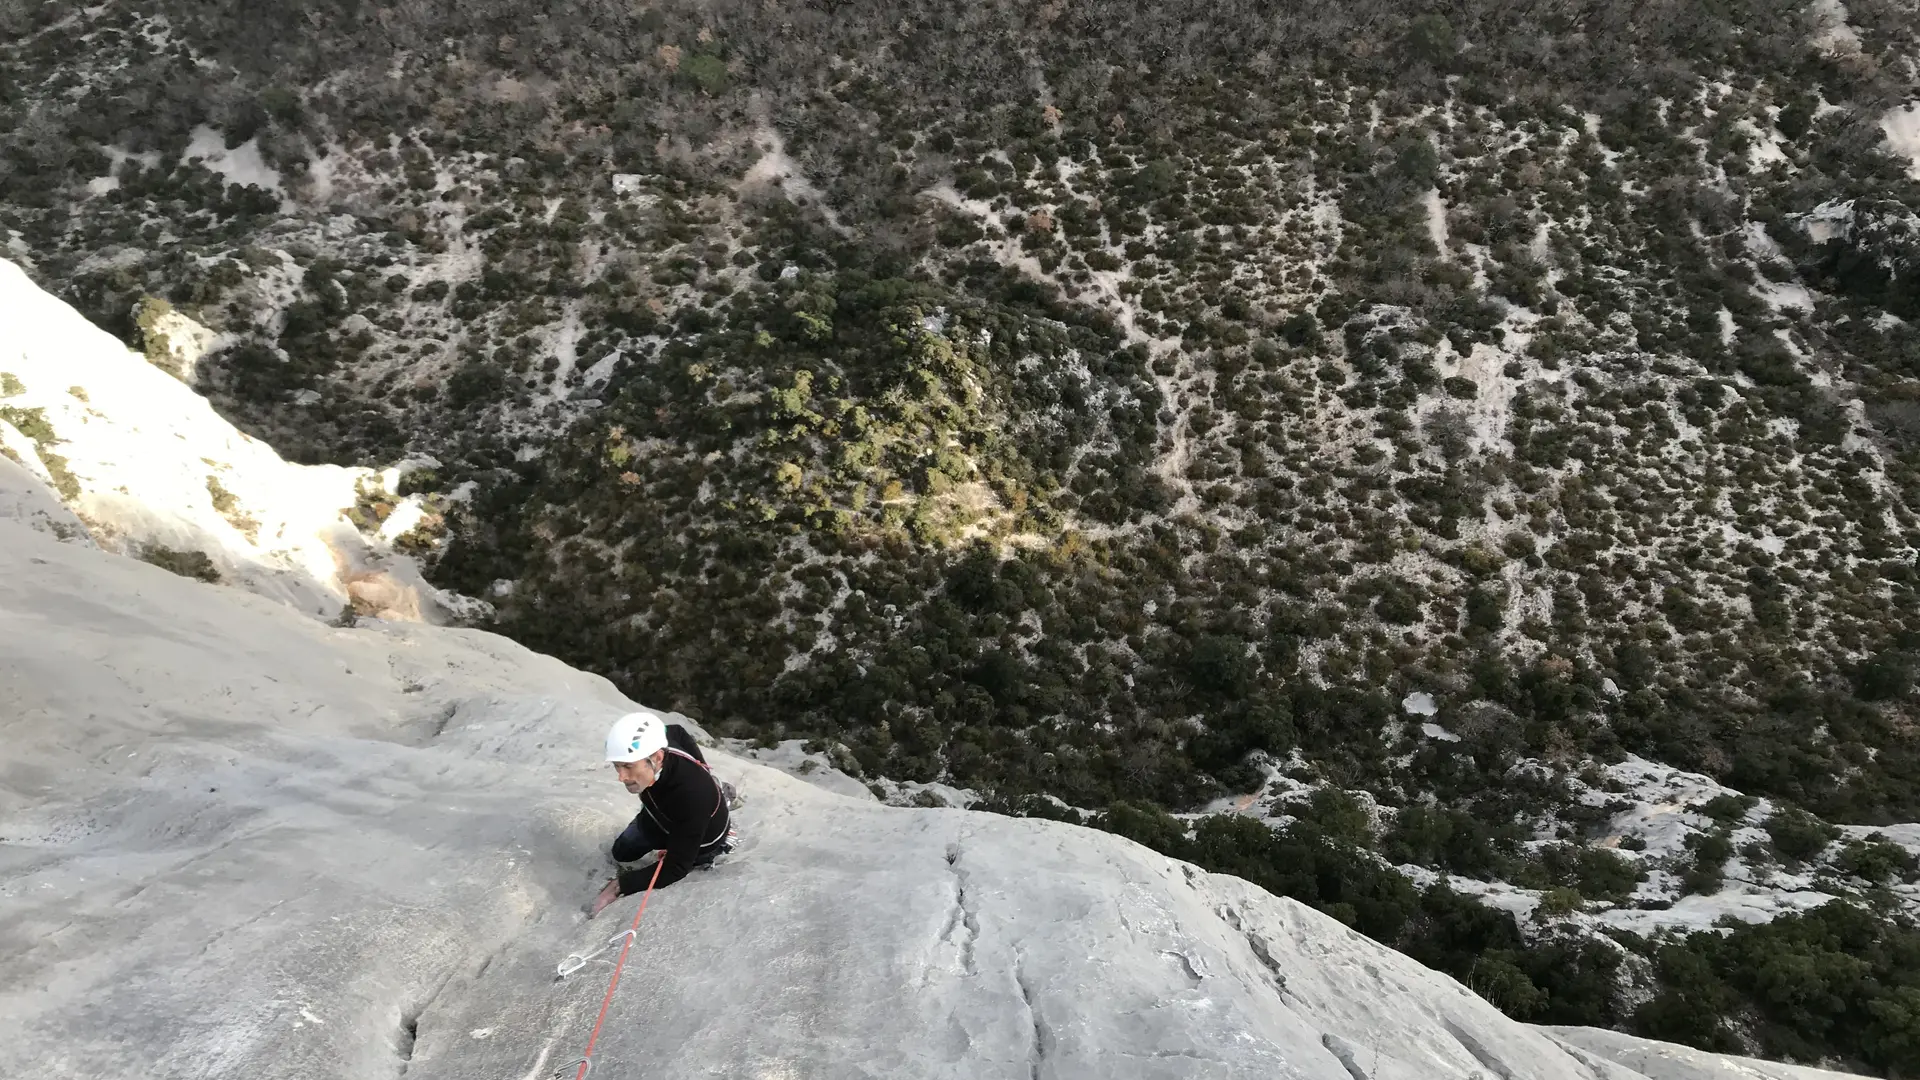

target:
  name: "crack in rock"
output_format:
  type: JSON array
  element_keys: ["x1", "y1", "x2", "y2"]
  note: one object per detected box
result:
[
  {"x1": 396, "y1": 1009, "x2": 421, "y2": 1070},
  {"x1": 1545, "y1": 1039, "x2": 1612, "y2": 1080},
  {"x1": 1214, "y1": 904, "x2": 1290, "y2": 995},
  {"x1": 472, "y1": 944, "x2": 504, "y2": 980},
  {"x1": 396, "y1": 970, "x2": 457, "y2": 1074},
  {"x1": 1243, "y1": 930, "x2": 1287, "y2": 993},
  {"x1": 1128, "y1": 1049, "x2": 1226, "y2": 1063},
  {"x1": 425, "y1": 702, "x2": 457, "y2": 742},
  {"x1": 1444, "y1": 1019, "x2": 1516, "y2": 1080},
  {"x1": 1321, "y1": 1032, "x2": 1373, "y2": 1080},
  {"x1": 1162, "y1": 950, "x2": 1203, "y2": 987},
  {"x1": 1013, "y1": 955, "x2": 1049, "y2": 1080},
  {"x1": 188, "y1": 897, "x2": 289, "y2": 963},
  {"x1": 941, "y1": 842, "x2": 979, "y2": 976}
]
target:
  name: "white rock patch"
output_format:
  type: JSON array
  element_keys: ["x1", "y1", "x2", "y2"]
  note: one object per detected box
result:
[
  {"x1": 1883, "y1": 104, "x2": 1920, "y2": 180},
  {"x1": 184, "y1": 126, "x2": 286, "y2": 195}
]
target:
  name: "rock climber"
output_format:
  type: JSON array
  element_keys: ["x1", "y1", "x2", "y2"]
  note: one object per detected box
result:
[{"x1": 589, "y1": 711, "x2": 734, "y2": 917}]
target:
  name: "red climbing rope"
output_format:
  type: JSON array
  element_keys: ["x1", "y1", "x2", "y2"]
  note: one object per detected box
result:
[{"x1": 569, "y1": 856, "x2": 665, "y2": 1080}]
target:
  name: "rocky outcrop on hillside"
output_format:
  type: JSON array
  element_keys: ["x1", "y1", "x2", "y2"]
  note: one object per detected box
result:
[{"x1": 0, "y1": 257, "x2": 479, "y2": 623}]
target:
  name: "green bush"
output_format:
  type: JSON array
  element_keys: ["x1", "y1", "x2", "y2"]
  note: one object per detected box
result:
[
  {"x1": 1636, "y1": 903, "x2": 1920, "y2": 1074},
  {"x1": 1836, "y1": 838, "x2": 1919, "y2": 885},
  {"x1": 1766, "y1": 807, "x2": 1839, "y2": 865},
  {"x1": 1294, "y1": 788, "x2": 1374, "y2": 847},
  {"x1": 1538, "y1": 886, "x2": 1583, "y2": 917},
  {"x1": 1099, "y1": 800, "x2": 1190, "y2": 853},
  {"x1": 1465, "y1": 585, "x2": 1506, "y2": 635},
  {"x1": 680, "y1": 53, "x2": 728, "y2": 96},
  {"x1": 206, "y1": 476, "x2": 238, "y2": 514},
  {"x1": 133, "y1": 296, "x2": 183, "y2": 380},
  {"x1": 1374, "y1": 579, "x2": 1424, "y2": 624},
  {"x1": 1700, "y1": 793, "x2": 1757, "y2": 824},
  {"x1": 1570, "y1": 847, "x2": 1644, "y2": 903},
  {"x1": 138, "y1": 545, "x2": 221, "y2": 583},
  {"x1": 1854, "y1": 651, "x2": 1915, "y2": 702},
  {"x1": 0, "y1": 405, "x2": 81, "y2": 500},
  {"x1": 1682, "y1": 829, "x2": 1734, "y2": 895},
  {"x1": 0, "y1": 404, "x2": 55, "y2": 444},
  {"x1": 1525, "y1": 843, "x2": 1645, "y2": 904},
  {"x1": 1404, "y1": 13, "x2": 1459, "y2": 66}
]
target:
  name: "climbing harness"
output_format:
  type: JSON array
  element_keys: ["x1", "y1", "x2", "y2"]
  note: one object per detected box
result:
[{"x1": 551, "y1": 855, "x2": 666, "y2": 1080}]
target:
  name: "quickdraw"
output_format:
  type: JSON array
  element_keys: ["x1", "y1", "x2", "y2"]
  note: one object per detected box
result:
[
  {"x1": 551, "y1": 855, "x2": 665, "y2": 1080},
  {"x1": 555, "y1": 929, "x2": 639, "y2": 981}
]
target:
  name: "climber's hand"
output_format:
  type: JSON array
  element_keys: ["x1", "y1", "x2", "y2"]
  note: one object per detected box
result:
[{"x1": 589, "y1": 877, "x2": 621, "y2": 918}]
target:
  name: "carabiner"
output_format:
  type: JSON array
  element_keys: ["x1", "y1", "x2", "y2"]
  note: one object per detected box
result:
[{"x1": 555, "y1": 929, "x2": 638, "y2": 980}]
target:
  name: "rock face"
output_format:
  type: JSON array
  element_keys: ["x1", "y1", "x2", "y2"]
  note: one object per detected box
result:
[
  {"x1": 0, "y1": 514, "x2": 1860, "y2": 1080},
  {"x1": 0, "y1": 257, "x2": 474, "y2": 622}
]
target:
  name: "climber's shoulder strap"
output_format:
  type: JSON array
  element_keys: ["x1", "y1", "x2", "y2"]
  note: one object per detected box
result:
[
  {"x1": 665, "y1": 746, "x2": 723, "y2": 815},
  {"x1": 666, "y1": 746, "x2": 710, "y2": 771}
]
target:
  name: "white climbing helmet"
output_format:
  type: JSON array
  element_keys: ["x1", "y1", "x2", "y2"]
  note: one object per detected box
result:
[{"x1": 605, "y1": 711, "x2": 668, "y2": 763}]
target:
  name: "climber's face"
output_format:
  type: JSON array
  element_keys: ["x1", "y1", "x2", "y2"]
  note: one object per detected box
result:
[{"x1": 613, "y1": 751, "x2": 665, "y2": 794}]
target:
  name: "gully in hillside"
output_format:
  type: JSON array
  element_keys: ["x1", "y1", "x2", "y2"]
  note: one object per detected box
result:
[{"x1": 590, "y1": 711, "x2": 736, "y2": 917}]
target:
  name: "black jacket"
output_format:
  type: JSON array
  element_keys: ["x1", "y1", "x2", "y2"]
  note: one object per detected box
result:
[{"x1": 613, "y1": 724, "x2": 728, "y2": 891}]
